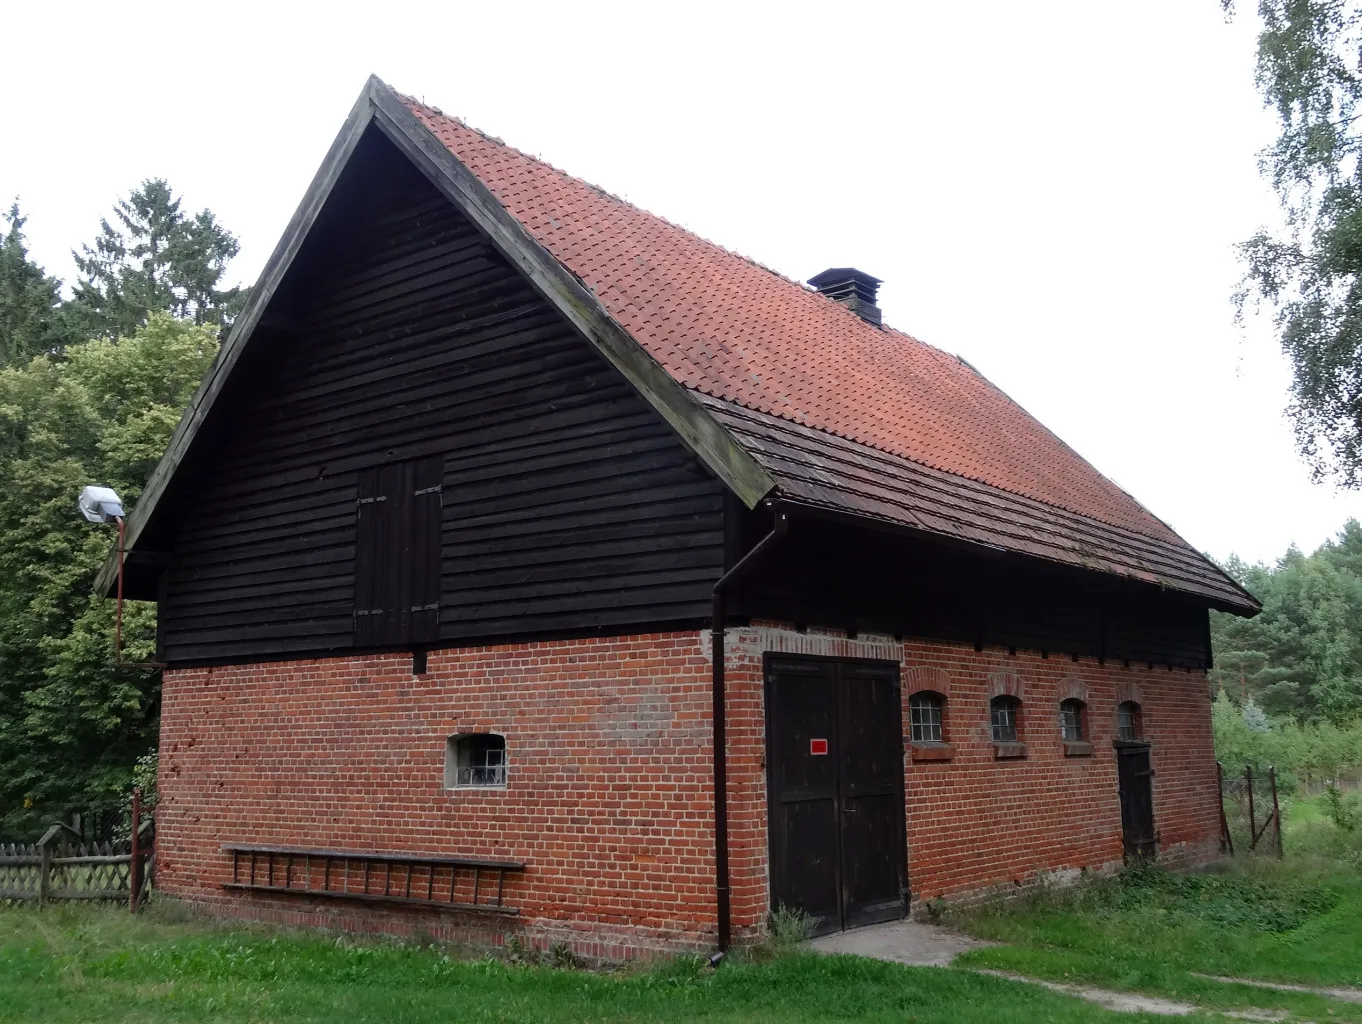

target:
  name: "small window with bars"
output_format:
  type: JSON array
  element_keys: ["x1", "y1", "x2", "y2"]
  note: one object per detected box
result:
[
  {"x1": 990, "y1": 696, "x2": 1020, "y2": 744},
  {"x1": 909, "y1": 691, "x2": 945, "y2": 743},
  {"x1": 1059, "y1": 698, "x2": 1086, "y2": 742},
  {"x1": 445, "y1": 733, "x2": 508, "y2": 788},
  {"x1": 1116, "y1": 701, "x2": 1142, "y2": 742}
]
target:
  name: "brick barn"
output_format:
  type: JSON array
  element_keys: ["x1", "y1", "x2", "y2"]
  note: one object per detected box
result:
[{"x1": 100, "y1": 76, "x2": 1259, "y2": 958}]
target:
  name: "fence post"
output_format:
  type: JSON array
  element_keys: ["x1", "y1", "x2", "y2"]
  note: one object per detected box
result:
[
  {"x1": 1269, "y1": 766, "x2": 1283, "y2": 859},
  {"x1": 37, "y1": 842, "x2": 50, "y2": 908},
  {"x1": 1246, "y1": 764, "x2": 1257, "y2": 853},
  {"x1": 129, "y1": 788, "x2": 142, "y2": 913},
  {"x1": 1216, "y1": 761, "x2": 1234, "y2": 856}
]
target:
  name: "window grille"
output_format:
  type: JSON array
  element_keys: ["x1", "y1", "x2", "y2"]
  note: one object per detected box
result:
[
  {"x1": 1060, "y1": 699, "x2": 1085, "y2": 742},
  {"x1": 446, "y1": 734, "x2": 508, "y2": 788},
  {"x1": 990, "y1": 696, "x2": 1020, "y2": 743},
  {"x1": 909, "y1": 692, "x2": 944, "y2": 743},
  {"x1": 1116, "y1": 701, "x2": 1141, "y2": 742}
]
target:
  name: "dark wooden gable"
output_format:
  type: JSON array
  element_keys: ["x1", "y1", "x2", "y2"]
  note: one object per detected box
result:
[{"x1": 154, "y1": 128, "x2": 726, "y2": 665}]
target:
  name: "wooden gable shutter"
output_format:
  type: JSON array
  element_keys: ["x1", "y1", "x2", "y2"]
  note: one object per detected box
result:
[
  {"x1": 408, "y1": 455, "x2": 442, "y2": 644},
  {"x1": 354, "y1": 455, "x2": 442, "y2": 647}
]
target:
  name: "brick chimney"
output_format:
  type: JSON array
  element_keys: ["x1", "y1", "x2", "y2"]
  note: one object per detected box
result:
[{"x1": 808, "y1": 268, "x2": 882, "y2": 326}]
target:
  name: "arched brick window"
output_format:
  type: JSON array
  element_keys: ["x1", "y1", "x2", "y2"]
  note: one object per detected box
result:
[
  {"x1": 1059, "y1": 698, "x2": 1087, "y2": 742},
  {"x1": 1116, "y1": 701, "x2": 1143, "y2": 742},
  {"x1": 990, "y1": 695, "x2": 1021, "y2": 743},
  {"x1": 909, "y1": 691, "x2": 946, "y2": 743}
]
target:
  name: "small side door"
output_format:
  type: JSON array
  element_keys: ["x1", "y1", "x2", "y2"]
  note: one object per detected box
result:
[{"x1": 1115, "y1": 742, "x2": 1156, "y2": 859}]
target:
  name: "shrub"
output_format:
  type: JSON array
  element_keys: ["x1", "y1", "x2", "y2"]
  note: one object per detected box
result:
[
  {"x1": 768, "y1": 904, "x2": 818, "y2": 948},
  {"x1": 1325, "y1": 785, "x2": 1359, "y2": 832}
]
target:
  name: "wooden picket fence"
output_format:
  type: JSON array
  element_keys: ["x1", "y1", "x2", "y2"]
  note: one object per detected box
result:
[{"x1": 0, "y1": 790, "x2": 153, "y2": 909}]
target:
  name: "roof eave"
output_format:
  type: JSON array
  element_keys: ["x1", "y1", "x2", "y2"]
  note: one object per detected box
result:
[{"x1": 773, "y1": 495, "x2": 1262, "y2": 618}]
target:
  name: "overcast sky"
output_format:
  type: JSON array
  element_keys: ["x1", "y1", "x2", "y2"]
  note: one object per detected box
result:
[{"x1": 4, "y1": 0, "x2": 1356, "y2": 565}]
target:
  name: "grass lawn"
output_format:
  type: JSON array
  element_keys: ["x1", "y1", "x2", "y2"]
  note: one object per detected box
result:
[
  {"x1": 948, "y1": 856, "x2": 1362, "y2": 1021},
  {"x1": 1284, "y1": 794, "x2": 1331, "y2": 832},
  {"x1": 0, "y1": 902, "x2": 1199, "y2": 1024}
]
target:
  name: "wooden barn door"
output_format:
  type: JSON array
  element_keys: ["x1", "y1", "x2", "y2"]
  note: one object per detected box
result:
[
  {"x1": 1115, "y1": 742, "x2": 1157, "y2": 859},
  {"x1": 766, "y1": 655, "x2": 906, "y2": 935}
]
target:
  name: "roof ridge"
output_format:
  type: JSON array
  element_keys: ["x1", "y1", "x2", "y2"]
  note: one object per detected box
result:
[
  {"x1": 400, "y1": 95, "x2": 825, "y2": 302},
  {"x1": 401, "y1": 98, "x2": 1023, "y2": 422},
  {"x1": 399, "y1": 88, "x2": 1197, "y2": 555}
]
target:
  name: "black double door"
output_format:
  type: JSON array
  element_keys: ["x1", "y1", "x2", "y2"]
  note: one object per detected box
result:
[
  {"x1": 765, "y1": 655, "x2": 907, "y2": 935},
  {"x1": 1116, "y1": 742, "x2": 1157, "y2": 858}
]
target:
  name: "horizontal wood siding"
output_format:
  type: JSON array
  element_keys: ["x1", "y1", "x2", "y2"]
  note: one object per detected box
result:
[
  {"x1": 732, "y1": 511, "x2": 1211, "y2": 669},
  {"x1": 157, "y1": 130, "x2": 725, "y2": 664}
]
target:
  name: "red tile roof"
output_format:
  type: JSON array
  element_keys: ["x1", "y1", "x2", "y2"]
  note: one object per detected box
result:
[{"x1": 404, "y1": 99, "x2": 1242, "y2": 593}]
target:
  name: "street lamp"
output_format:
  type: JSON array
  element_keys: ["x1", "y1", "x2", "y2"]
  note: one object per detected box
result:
[{"x1": 76, "y1": 485, "x2": 159, "y2": 670}]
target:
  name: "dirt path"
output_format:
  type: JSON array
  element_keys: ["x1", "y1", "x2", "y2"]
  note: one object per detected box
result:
[
  {"x1": 1192, "y1": 974, "x2": 1362, "y2": 1005},
  {"x1": 975, "y1": 969, "x2": 1287, "y2": 1021},
  {"x1": 808, "y1": 920, "x2": 1300, "y2": 1019}
]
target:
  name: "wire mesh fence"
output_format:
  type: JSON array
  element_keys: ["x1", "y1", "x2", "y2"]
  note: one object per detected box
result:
[{"x1": 1219, "y1": 761, "x2": 1283, "y2": 858}]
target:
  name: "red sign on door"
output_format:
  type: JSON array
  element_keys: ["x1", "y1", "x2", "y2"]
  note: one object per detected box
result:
[{"x1": 810, "y1": 738, "x2": 829, "y2": 756}]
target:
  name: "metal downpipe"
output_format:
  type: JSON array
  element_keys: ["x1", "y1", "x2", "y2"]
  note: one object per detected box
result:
[{"x1": 711, "y1": 501, "x2": 788, "y2": 951}]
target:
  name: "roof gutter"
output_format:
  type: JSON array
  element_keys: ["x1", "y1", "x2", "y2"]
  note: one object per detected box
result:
[{"x1": 711, "y1": 499, "x2": 788, "y2": 951}]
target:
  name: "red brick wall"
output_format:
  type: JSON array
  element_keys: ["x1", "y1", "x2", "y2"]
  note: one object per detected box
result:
[
  {"x1": 156, "y1": 634, "x2": 719, "y2": 958},
  {"x1": 156, "y1": 627, "x2": 1221, "y2": 956},
  {"x1": 722, "y1": 627, "x2": 1221, "y2": 914},
  {"x1": 896, "y1": 640, "x2": 1219, "y2": 901}
]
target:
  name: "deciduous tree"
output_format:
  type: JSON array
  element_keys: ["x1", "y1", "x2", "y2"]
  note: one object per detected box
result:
[
  {"x1": 1228, "y1": 1, "x2": 1362, "y2": 484},
  {"x1": 0, "y1": 315, "x2": 218, "y2": 836}
]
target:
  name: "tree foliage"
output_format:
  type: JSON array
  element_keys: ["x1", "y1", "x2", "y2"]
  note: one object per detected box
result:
[
  {"x1": 0, "y1": 203, "x2": 69, "y2": 366},
  {"x1": 1210, "y1": 520, "x2": 1362, "y2": 721},
  {"x1": 1230, "y1": 0, "x2": 1362, "y2": 484},
  {"x1": 68, "y1": 180, "x2": 243, "y2": 340},
  {"x1": 0, "y1": 315, "x2": 218, "y2": 835},
  {"x1": 1213, "y1": 688, "x2": 1362, "y2": 787},
  {"x1": 1210, "y1": 520, "x2": 1362, "y2": 786},
  {"x1": 0, "y1": 179, "x2": 236, "y2": 837}
]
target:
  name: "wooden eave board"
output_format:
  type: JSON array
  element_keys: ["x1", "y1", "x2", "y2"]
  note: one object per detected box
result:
[{"x1": 694, "y1": 393, "x2": 1260, "y2": 616}]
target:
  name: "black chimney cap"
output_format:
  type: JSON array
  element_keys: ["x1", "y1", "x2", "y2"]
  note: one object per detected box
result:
[{"x1": 808, "y1": 268, "x2": 883, "y2": 326}]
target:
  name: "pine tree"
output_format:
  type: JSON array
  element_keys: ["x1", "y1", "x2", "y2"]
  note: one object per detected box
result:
[
  {"x1": 68, "y1": 180, "x2": 244, "y2": 339},
  {"x1": 0, "y1": 203, "x2": 68, "y2": 365},
  {"x1": 1211, "y1": 526, "x2": 1362, "y2": 724}
]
